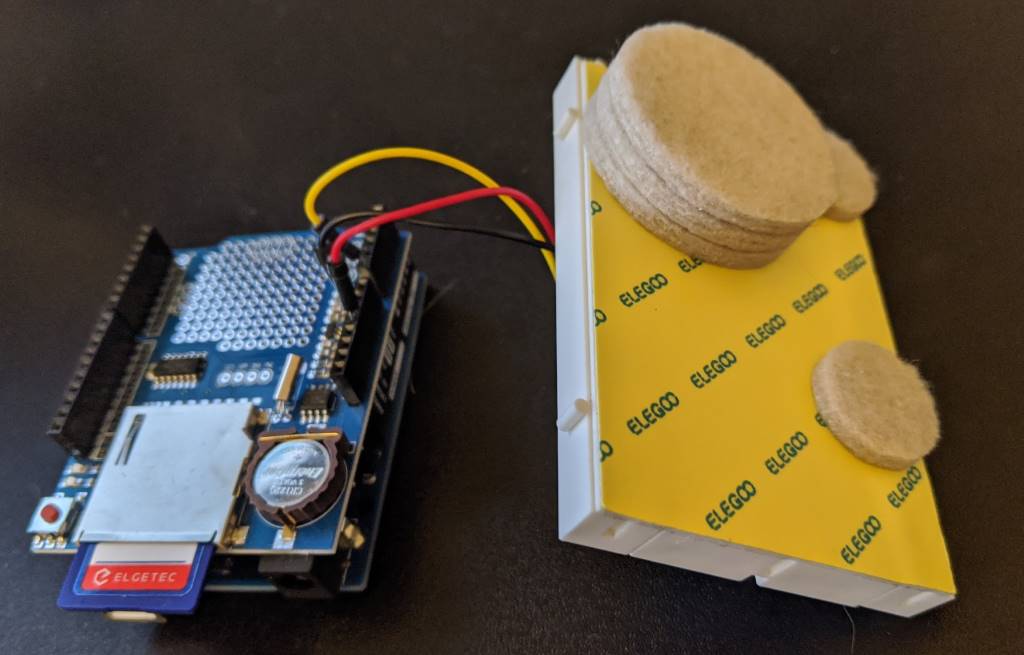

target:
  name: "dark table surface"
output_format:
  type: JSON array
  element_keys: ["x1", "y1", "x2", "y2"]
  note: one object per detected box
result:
[{"x1": 2, "y1": 2, "x2": 1022, "y2": 653}]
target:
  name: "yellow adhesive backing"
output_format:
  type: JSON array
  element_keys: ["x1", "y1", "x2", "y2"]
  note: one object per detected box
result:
[{"x1": 585, "y1": 61, "x2": 955, "y2": 593}]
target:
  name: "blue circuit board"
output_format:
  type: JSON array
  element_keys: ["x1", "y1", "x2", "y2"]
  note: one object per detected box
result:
[
  {"x1": 33, "y1": 229, "x2": 423, "y2": 573},
  {"x1": 144, "y1": 232, "x2": 350, "y2": 555}
]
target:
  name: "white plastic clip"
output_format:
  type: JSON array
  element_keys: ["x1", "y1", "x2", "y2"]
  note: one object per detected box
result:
[{"x1": 556, "y1": 398, "x2": 590, "y2": 432}]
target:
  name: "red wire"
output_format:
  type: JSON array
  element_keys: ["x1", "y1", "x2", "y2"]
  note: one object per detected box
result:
[{"x1": 328, "y1": 186, "x2": 555, "y2": 265}]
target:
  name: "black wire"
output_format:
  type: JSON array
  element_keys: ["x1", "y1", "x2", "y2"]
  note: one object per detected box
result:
[
  {"x1": 315, "y1": 211, "x2": 380, "y2": 265},
  {"x1": 315, "y1": 210, "x2": 554, "y2": 258},
  {"x1": 404, "y1": 219, "x2": 554, "y2": 251}
]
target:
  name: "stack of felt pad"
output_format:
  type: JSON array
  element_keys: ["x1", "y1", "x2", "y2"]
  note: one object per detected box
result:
[{"x1": 584, "y1": 23, "x2": 877, "y2": 268}]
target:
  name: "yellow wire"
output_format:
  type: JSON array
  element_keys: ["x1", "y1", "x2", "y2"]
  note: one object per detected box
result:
[{"x1": 303, "y1": 147, "x2": 555, "y2": 278}]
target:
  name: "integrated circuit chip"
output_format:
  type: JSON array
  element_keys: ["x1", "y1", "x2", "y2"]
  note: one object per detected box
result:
[
  {"x1": 298, "y1": 386, "x2": 337, "y2": 423},
  {"x1": 147, "y1": 355, "x2": 207, "y2": 386}
]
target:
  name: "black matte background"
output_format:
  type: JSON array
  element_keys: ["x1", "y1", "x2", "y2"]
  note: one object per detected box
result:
[{"x1": 1, "y1": 2, "x2": 1022, "y2": 653}]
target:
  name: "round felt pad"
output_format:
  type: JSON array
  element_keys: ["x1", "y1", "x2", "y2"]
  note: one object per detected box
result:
[
  {"x1": 825, "y1": 131, "x2": 877, "y2": 221},
  {"x1": 812, "y1": 341, "x2": 940, "y2": 469},
  {"x1": 607, "y1": 23, "x2": 837, "y2": 228}
]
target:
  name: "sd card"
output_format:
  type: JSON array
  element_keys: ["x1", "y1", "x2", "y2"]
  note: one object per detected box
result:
[{"x1": 58, "y1": 542, "x2": 213, "y2": 615}]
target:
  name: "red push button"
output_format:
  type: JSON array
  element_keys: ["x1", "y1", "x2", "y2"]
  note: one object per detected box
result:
[{"x1": 40, "y1": 503, "x2": 61, "y2": 523}]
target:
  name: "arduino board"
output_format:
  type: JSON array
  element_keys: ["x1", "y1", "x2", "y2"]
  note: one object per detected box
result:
[{"x1": 27, "y1": 224, "x2": 427, "y2": 620}]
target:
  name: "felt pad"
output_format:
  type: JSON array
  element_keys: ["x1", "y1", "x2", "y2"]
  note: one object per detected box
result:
[
  {"x1": 826, "y1": 130, "x2": 878, "y2": 221},
  {"x1": 589, "y1": 78, "x2": 801, "y2": 253},
  {"x1": 606, "y1": 23, "x2": 837, "y2": 228},
  {"x1": 583, "y1": 89, "x2": 786, "y2": 268},
  {"x1": 812, "y1": 341, "x2": 940, "y2": 469}
]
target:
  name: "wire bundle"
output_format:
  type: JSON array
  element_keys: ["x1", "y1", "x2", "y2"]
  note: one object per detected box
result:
[{"x1": 304, "y1": 147, "x2": 556, "y2": 279}]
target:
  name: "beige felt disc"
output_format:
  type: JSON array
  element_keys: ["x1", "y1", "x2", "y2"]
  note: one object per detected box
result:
[
  {"x1": 606, "y1": 23, "x2": 837, "y2": 229},
  {"x1": 583, "y1": 101, "x2": 786, "y2": 268},
  {"x1": 587, "y1": 79, "x2": 801, "y2": 253},
  {"x1": 812, "y1": 341, "x2": 940, "y2": 469},
  {"x1": 825, "y1": 130, "x2": 878, "y2": 221},
  {"x1": 600, "y1": 68, "x2": 809, "y2": 239}
]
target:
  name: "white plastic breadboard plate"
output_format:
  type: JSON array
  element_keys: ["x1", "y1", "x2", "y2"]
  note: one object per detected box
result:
[{"x1": 551, "y1": 57, "x2": 953, "y2": 618}]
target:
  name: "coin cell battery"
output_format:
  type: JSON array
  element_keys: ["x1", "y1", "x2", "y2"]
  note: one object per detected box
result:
[{"x1": 244, "y1": 438, "x2": 348, "y2": 527}]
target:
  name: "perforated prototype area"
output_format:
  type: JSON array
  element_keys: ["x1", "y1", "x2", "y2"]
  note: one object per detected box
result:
[{"x1": 172, "y1": 234, "x2": 326, "y2": 352}]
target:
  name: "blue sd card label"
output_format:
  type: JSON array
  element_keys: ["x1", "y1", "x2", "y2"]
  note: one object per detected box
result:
[{"x1": 58, "y1": 542, "x2": 213, "y2": 614}]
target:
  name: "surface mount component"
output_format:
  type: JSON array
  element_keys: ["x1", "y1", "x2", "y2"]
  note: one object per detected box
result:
[
  {"x1": 298, "y1": 386, "x2": 337, "y2": 423},
  {"x1": 146, "y1": 354, "x2": 207, "y2": 385},
  {"x1": 27, "y1": 496, "x2": 79, "y2": 535}
]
